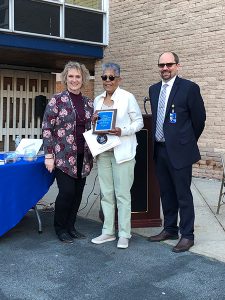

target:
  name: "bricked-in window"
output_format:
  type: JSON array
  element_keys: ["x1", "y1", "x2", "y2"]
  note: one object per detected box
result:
[{"x1": 66, "y1": 0, "x2": 102, "y2": 10}]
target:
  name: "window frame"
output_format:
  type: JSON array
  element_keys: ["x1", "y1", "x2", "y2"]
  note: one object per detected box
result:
[{"x1": 0, "y1": 0, "x2": 108, "y2": 45}]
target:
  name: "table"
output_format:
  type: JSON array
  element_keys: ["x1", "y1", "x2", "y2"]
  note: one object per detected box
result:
[{"x1": 0, "y1": 154, "x2": 55, "y2": 237}]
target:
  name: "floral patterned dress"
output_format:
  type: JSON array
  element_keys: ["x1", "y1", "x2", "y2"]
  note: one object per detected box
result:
[{"x1": 42, "y1": 90, "x2": 94, "y2": 178}]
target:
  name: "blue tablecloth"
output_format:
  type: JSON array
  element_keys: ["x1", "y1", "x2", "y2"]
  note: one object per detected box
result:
[{"x1": 0, "y1": 154, "x2": 55, "y2": 237}]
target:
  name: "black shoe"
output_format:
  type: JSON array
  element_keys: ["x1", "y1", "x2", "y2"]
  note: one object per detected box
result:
[
  {"x1": 68, "y1": 229, "x2": 86, "y2": 239},
  {"x1": 58, "y1": 232, "x2": 74, "y2": 243}
]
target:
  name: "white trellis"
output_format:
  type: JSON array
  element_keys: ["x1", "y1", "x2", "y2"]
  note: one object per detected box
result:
[{"x1": 0, "y1": 69, "x2": 55, "y2": 151}]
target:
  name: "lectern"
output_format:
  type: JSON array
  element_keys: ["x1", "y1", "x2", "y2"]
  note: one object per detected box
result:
[
  {"x1": 130, "y1": 114, "x2": 161, "y2": 227},
  {"x1": 99, "y1": 114, "x2": 162, "y2": 228}
]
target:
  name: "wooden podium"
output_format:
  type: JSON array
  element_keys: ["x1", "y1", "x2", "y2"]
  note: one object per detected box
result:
[
  {"x1": 130, "y1": 114, "x2": 161, "y2": 227},
  {"x1": 99, "y1": 114, "x2": 162, "y2": 228}
]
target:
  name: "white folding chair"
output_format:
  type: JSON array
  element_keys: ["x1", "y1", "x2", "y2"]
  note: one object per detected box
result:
[{"x1": 216, "y1": 153, "x2": 225, "y2": 214}]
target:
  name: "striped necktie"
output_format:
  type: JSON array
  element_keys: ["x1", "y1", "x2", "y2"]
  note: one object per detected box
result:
[{"x1": 155, "y1": 83, "x2": 168, "y2": 142}]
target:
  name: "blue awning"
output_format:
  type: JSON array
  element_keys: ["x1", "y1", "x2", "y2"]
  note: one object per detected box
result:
[{"x1": 0, "y1": 32, "x2": 103, "y2": 59}]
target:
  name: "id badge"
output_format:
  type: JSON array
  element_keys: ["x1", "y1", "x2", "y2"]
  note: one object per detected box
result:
[{"x1": 169, "y1": 113, "x2": 176, "y2": 123}]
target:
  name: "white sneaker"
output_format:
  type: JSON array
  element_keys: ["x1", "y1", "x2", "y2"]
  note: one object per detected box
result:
[
  {"x1": 91, "y1": 234, "x2": 116, "y2": 244},
  {"x1": 117, "y1": 237, "x2": 129, "y2": 249}
]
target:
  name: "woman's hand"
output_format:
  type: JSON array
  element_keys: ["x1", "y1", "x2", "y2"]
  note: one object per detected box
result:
[
  {"x1": 108, "y1": 127, "x2": 121, "y2": 136},
  {"x1": 91, "y1": 112, "x2": 98, "y2": 125},
  {"x1": 45, "y1": 157, "x2": 55, "y2": 173}
]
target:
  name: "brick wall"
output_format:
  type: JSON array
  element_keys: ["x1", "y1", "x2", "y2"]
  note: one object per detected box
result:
[{"x1": 94, "y1": 0, "x2": 225, "y2": 179}]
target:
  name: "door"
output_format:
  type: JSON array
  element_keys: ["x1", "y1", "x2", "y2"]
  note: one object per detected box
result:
[{"x1": 0, "y1": 69, "x2": 55, "y2": 151}]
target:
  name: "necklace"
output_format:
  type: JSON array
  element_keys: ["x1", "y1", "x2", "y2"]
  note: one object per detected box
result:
[
  {"x1": 68, "y1": 92, "x2": 85, "y2": 122},
  {"x1": 103, "y1": 96, "x2": 114, "y2": 107}
]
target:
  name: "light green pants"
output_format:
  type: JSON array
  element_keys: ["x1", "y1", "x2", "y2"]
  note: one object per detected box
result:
[{"x1": 97, "y1": 151, "x2": 135, "y2": 238}]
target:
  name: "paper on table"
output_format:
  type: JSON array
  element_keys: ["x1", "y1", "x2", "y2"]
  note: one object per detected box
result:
[
  {"x1": 16, "y1": 139, "x2": 43, "y2": 155},
  {"x1": 83, "y1": 129, "x2": 121, "y2": 157}
]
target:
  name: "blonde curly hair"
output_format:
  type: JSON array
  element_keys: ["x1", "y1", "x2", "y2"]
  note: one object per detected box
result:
[{"x1": 61, "y1": 61, "x2": 90, "y2": 88}]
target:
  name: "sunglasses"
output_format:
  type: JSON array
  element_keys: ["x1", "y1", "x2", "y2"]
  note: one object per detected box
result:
[
  {"x1": 158, "y1": 63, "x2": 177, "y2": 68},
  {"x1": 101, "y1": 75, "x2": 119, "y2": 81}
]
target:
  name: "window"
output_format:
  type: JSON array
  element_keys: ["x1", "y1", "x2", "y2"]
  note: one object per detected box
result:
[
  {"x1": 65, "y1": 7, "x2": 103, "y2": 43},
  {"x1": 0, "y1": 0, "x2": 107, "y2": 45},
  {"x1": 0, "y1": 0, "x2": 9, "y2": 29},
  {"x1": 14, "y1": 0, "x2": 60, "y2": 37}
]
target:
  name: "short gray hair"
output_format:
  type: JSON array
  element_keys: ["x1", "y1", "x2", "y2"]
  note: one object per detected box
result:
[
  {"x1": 102, "y1": 62, "x2": 120, "y2": 76},
  {"x1": 61, "y1": 61, "x2": 90, "y2": 87}
]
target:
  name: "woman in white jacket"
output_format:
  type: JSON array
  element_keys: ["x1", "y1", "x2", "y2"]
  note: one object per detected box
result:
[{"x1": 91, "y1": 63, "x2": 143, "y2": 249}]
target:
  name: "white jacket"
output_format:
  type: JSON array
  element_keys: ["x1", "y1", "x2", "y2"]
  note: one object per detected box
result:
[{"x1": 94, "y1": 87, "x2": 144, "y2": 163}]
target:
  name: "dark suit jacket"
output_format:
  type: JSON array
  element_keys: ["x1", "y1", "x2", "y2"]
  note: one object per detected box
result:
[{"x1": 149, "y1": 76, "x2": 206, "y2": 169}]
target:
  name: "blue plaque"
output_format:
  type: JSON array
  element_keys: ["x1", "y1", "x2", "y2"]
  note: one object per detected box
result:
[{"x1": 93, "y1": 109, "x2": 117, "y2": 134}]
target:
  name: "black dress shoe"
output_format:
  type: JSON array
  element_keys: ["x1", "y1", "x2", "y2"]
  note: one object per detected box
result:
[
  {"x1": 172, "y1": 238, "x2": 194, "y2": 253},
  {"x1": 148, "y1": 230, "x2": 179, "y2": 242},
  {"x1": 68, "y1": 229, "x2": 86, "y2": 239},
  {"x1": 58, "y1": 232, "x2": 74, "y2": 243}
]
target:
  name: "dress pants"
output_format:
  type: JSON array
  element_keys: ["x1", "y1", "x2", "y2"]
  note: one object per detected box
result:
[
  {"x1": 97, "y1": 151, "x2": 135, "y2": 239},
  {"x1": 155, "y1": 143, "x2": 194, "y2": 240},
  {"x1": 54, "y1": 154, "x2": 86, "y2": 235}
]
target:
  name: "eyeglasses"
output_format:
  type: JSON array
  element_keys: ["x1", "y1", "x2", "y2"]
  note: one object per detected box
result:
[
  {"x1": 101, "y1": 75, "x2": 119, "y2": 81},
  {"x1": 158, "y1": 63, "x2": 177, "y2": 68}
]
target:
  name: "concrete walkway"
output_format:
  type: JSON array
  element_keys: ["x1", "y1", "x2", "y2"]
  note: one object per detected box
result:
[
  {"x1": 41, "y1": 163, "x2": 225, "y2": 263},
  {"x1": 2, "y1": 212, "x2": 225, "y2": 300},
  {"x1": 1, "y1": 163, "x2": 225, "y2": 299}
]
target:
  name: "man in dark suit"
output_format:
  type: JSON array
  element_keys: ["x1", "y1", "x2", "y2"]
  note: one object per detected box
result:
[{"x1": 148, "y1": 52, "x2": 206, "y2": 252}]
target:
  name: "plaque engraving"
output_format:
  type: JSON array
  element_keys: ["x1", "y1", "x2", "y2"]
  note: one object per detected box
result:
[{"x1": 93, "y1": 109, "x2": 117, "y2": 134}]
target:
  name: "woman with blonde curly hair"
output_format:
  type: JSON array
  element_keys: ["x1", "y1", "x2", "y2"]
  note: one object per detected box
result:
[{"x1": 42, "y1": 61, "x2": 93, "y2": 243}]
